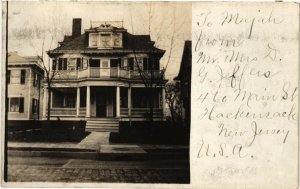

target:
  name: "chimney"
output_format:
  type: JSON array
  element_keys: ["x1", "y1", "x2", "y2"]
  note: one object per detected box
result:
[{"x1": 72, "y1": 18, "x2": 82, "y2": 37}]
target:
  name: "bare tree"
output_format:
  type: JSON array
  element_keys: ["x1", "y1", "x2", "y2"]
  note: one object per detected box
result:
[
  {"x1": 128, "y1": 3, "x2": 180, "y2": 122},
  {"x1": 165, "y1": 82, "x2": 182, "y2": 123},
  {"x1": 11, "y1": 12, "x2": 68, "y2": 120}
]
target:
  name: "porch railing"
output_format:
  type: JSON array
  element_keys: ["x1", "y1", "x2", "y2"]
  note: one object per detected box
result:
[
  {"x1": 79, "y1": 107, "x2": 86, "y2": 116},
  {"x1": 130, "y1": 108, "x2": 163, "y2": 118},
  {"x1": 48, "y1": 107, "x2": 76, "y2": 116},
  {"x1": 47, "y1": 107, "x2": 163, "y2": 118},
  {"x1": 120, "y1": 108, "x2": 129, "y2": 117},
  {"x1": 53, "y1": 68, "x2": 163, "y2": 80}
]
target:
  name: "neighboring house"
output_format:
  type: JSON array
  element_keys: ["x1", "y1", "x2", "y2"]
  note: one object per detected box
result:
[
  {"x1": 7, "y1": 52, "x2": 44, "y2": 120},
  {"x1": 46, "y1": 18, "x2": 167, "y2": 130},
  {"x1": 174, "y1": 40, "x2": 191, "y2": 127}
]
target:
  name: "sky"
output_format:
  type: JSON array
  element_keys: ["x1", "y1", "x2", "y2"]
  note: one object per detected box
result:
[{"x1": 7, "y1": 1, "x2": 191, "y2": 80}]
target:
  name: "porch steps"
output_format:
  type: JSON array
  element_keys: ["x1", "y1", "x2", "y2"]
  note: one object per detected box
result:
[{"x1": 86, "y1": 119, "x2": 119, "y2": 132}]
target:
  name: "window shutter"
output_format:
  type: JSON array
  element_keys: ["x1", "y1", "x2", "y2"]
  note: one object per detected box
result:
[
  {"x1": 33, "y1": 73, "x2": 36, "y2": 86},
  {"x1": 129, "y1": 58, "x2": 134, "y2": 70},
  {"x1": 19, "y1": 97, "x2": 24, "y2": 113},
  {"x1": 143, "y1": 58, "x2": 148, "y2": 71},
  {"x1": 154, "y1": 58, "x2": 160, "y2": 70},
  {"x1": 7, "y1": 70, "x2": 10, "y2": 84},
  {"x1": 76, "y1": 58, "x2": 81, "y2": 70},
  {"x1": 37, "y1": 75, "x2": 40, "y2": 88},
  {"x1": 37, "y1": 99, "x2": 39, "y2": 115},
  {"x1": 63, "y1": 58, "x2": 68, "y2": 70},
  {"x1": 32, "y1": 99, "x2": 34, "y2": 114},
  {"x1": 20, "y1": 70, "x2": 26, "y2": 84},
  {"x1": 52, "y1": 59, "x2": 57, "y2": 70},
  {"x1": 58, "y1": 59, "x2": 63, "y2": 70}
]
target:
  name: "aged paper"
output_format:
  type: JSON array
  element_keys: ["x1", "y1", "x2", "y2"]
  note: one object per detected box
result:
[
  {"x1": 1, "y1": 1, "x2": 299, "y2": 188},
  {"x1": 191, "y1": 2, "x2": 299, "y2": 189}
]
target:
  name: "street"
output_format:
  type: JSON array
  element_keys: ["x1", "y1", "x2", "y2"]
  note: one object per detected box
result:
[{"x1": 7, "y1": 156, "x2": 190, "y2": 183}]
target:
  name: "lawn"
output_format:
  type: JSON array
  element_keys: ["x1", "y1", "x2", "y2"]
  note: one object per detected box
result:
[{"x1": 8, "y1": 120, "x2": 89, "y2": 143}]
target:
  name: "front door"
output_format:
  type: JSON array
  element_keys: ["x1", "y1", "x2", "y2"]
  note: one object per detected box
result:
[
  {"x1": 96, "y1": 95, "x2": 106, "y2": 117},
  {"x1": 100, "y1": 59, "x2": 110, "y2": 77}
]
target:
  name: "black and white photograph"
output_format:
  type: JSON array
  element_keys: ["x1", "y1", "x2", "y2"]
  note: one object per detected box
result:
[
  {"x1": 3, "y1": 1, "x2": 191, "y2": 184},
  {"x1": 2, "y1": 1, "x2": 299, "y2": 189}
]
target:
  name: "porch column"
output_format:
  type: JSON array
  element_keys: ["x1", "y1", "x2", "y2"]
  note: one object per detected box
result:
[
  {"x1": 86, "y1": 86, "x2": 91, "y2": 117},
  {"x1": 128, "y1": 87, "x2": 131, "y2": 116},
  {"x1": 116, "y1": 86, "x2": 120, "y2": 117},
  {"x1": 43, "y1": 87, "x2": 48, "y2": 118},
  {"x1": 76, "y1": 87, "x2": 80, "y2": 117},
  {"x1": 50, "y1": 91, "x2": 53, "y2": 109},
  {"x1": 162, "y1": 87, "x2": 165, "y2": 118}
]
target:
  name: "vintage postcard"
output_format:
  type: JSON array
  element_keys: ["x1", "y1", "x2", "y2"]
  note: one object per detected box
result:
[{"x1": 1, "y1": 1, "x2": 299, "y2": 189}]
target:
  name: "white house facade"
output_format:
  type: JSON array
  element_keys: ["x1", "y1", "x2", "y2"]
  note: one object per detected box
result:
[{"x1": 7, "y1": 52, "x2": 44, "y2": 120}]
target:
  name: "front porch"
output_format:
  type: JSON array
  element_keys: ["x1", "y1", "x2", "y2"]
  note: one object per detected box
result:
[{"x1": 43, "y1": 86, "x2": 165, "y2": 121}]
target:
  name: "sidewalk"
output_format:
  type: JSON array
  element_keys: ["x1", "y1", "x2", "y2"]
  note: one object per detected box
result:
[{"x1": 8, "y1": 131, "x2": 189, "y2": 160}]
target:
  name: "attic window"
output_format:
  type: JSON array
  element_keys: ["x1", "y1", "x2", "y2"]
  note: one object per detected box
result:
[
  {"x1": 113, "y1": 33, "x2": 121, "y2": 47},
  {"x1": 100, "y1": 34, "x2": 111, "y2": 48},
  {"x1": 90, "y1": 34, "x2": 98, "y2": 47}
]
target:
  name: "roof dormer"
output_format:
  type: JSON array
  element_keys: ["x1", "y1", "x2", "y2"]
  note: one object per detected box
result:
[{"x1": 86, "y1": 21, "x2": 126, "y2": 49}]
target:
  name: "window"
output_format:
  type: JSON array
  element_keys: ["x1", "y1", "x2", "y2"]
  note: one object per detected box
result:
[
  {"x1": 76, "y1": 58, "x2": 82, "y2": 70},
  {"x1": 32, "y1": 99, "x2": 39, "y2": 114},
  {"x1": 33, "y1": 72, "x2": 39, "y2": 87},
  {"x1": 89, "y1": 59, "x2": 100, "y2": 67},
  {"x1": 9, "y1": 97, "x2": 24, "y2": 113},
  {"x1": 100, "y1": 34, "x2": 111, "y2": 47},
  {"x1": 7, "y1": 70, "x2": 10, "y2": 84},
  {"x1": 52, "y1": 59, "x2": 57, "y2": 70},
  {"x1": 110, "y1": 59, "x2": 120, "y2": 68},
  {"x1": 58, "y1": 58, "x2": 68, "y2": 70},
  {"x1": 143, "y1": 58, "x2": 148, "y2": 70},
  {"x1": 63, "y1": 59, "x2": 68, "y2": 70},
  {"x1": 128, "y1": 58, "x2": 134, "y2": 70},
  {"x1": 154, "y1": 58, "x2": 160, "y2": 70},
  {"x1": 20, "y1": 70, "x2": 26, "y2": 84},
  {"x1": 113, "y1": 33, "x2": 121, "y2": 47},
  {"x1": 90, "y1": 34, "x2": 98, "y2": 47},
  {"x1": 58, "y1": 59, "x2": 62, "y2": 70}
]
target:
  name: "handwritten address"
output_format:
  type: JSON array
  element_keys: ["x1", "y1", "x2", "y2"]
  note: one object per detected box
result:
[{"x1": 193, "y1": 7, "x2": 298, "y2": 160}]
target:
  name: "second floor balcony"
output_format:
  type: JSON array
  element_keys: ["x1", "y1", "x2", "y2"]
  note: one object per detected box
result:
[{"x1": 52, "y1": 67, "x2": 165, "y2": 81}]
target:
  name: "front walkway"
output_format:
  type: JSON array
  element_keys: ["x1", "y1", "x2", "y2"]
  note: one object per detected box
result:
[{"x1": 79, "y1": 132, "x2": 110, "y2": 149}]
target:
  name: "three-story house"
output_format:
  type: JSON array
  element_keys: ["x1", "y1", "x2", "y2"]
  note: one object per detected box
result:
[{"x1": 46, "y1": 18, "x2": 167, "y2": 131}]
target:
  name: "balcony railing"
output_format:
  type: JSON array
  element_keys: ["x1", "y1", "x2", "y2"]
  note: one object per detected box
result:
[{"x1": 52, "y1": 68, "x2": 164, "y2": 80}]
